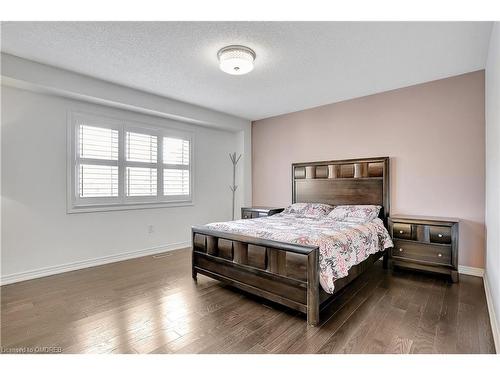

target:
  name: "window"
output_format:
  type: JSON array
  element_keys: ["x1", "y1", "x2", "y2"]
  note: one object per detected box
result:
[
  {"x1": 68, "y1": 112, "x2": 193, "y2": 212},
  {"x1": 163, "y1": 137, "x2": 190, "y2": 196},
  {"x1": 125, "y1": 131, "x2": 158, "y2": 197}
]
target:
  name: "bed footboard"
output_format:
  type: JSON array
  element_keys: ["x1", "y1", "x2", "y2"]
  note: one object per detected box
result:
[{"x1": 191, "y1": 225, "x2": 320, "y2": 325}]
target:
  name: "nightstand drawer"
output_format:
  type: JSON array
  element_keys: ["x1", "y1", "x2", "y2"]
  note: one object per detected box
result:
[
  {"x1": 241, "y1": 207, "x2": 284, "y2": 220},
  {"x1": 392, "y1": 240, "x2": 452, "y2": 266},
  {"x1": 392, "y1": 223, "x2": 412, "y2": 240},
  {"x1": 429, "y1": 226, "x2": 451, "y2": 244}
]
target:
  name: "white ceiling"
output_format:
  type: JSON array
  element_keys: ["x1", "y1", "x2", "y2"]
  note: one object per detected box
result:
[{"x1": 1, "y1": 22, "x2": 493, "y2": 120}]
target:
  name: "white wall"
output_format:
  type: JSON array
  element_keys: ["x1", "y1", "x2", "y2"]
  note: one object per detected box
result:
[
  {"x1": 485, "y1": 22, "x2": 500, "y2": 350},
  {"x1": 1, "y1": 85, "x2": 249, "y2": 282}
]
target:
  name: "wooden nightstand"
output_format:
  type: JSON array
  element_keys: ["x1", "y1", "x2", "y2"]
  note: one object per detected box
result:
[
  {"x1": 241, "y1": 206, "x2": 284, "y2": 219},
  {"x1": 388, "y1": 216, "x2": 459, "y2": 282}
]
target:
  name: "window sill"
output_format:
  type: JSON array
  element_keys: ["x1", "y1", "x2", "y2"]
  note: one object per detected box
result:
[{"x1": 67, "y1": 200, "x2": 194, "y2": 214}]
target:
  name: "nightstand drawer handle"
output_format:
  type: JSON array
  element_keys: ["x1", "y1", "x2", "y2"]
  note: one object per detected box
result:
[
  {"x1": 399, "y1": 248, "x2": 404, "y2": 252},
  {"x1": 399, "y1": 230, "x2": 404, "y2": 234},
  {"x1": 438, "y1": 253, "x2": 442, "y2": 257},
  {"x1": 438, "y1": 233, "x2": 443, "y2": 238}
]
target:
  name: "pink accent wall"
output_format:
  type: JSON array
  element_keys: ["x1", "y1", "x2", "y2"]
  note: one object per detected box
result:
[{"x1": 252, "y1": 71, "x2": 485, "y2": 268}]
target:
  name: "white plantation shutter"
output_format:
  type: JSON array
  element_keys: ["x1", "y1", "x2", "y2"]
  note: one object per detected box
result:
[
  {"x1": 78, "y1": 125, "x2": 119, "y2": 198},
  {"x1": 79, "y1": 164, "x2": 118, "y2": 197},
  {"x1": 163, "y1": 137, "x2": 189, "y2": 165},
  {"x1": 125, "y1": 131, "x2": 158, "y2": 197},
  {"x1": 163, "y1": 137, "x2": 190, "y2": 196},
  {"x1": 70, "y1": 113, "x2": 193, "y2": 212},
  {"x1": 79, "y1": 125, "x2": 119, "y2": 160},
  {"x1": 126, "y1": 167, "x2": 157, "y2": 196},
  {"x1": 126, "y1": 132, "x2": 157, "y2": 163},
  {"x1": 164, "y1": 169, "x2": 190, "y2": 196}
]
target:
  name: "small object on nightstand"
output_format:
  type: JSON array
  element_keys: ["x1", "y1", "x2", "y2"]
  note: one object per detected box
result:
[
  {"x1": 388, "y1": 215, "x2": 459, "y2": 282},
  {"x1": 241, "y1": 206, "x2": 284, "y2": 220}
]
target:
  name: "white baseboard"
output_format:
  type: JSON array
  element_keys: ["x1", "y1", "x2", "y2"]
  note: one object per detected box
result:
[
  {"x1": 458, "y1": 265, "x2": 485, "y2": 277},
  {"x1": 0, "y1": 241, "x2": 190, "y2": 286},
  {"x1": 484, "y1": 273, "x2": 499, "y2": 354}
]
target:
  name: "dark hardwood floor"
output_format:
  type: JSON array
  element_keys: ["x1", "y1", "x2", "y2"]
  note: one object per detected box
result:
[{"x1": 1, "y1": 248, "x2": 495, "y2": 354}]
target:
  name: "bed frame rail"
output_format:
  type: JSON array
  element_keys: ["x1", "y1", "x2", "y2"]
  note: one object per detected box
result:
[{"x1": 191, "y1": 225, "x2": 320, "y2": 325}]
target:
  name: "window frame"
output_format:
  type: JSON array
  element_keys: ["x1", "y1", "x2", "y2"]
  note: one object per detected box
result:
[{"x1": 67, "y1": 111, "x2": 194, "y2": 213}]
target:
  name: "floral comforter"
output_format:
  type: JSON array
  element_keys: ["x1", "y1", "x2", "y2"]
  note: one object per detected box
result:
[{"x1": 206, "y1": 213, "x2": 393, "y2": 293}]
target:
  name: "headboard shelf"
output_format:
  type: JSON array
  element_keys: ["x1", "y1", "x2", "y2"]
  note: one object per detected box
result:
[{"x1": 292, "y1": 157, "x2": 390, "y2": 222}]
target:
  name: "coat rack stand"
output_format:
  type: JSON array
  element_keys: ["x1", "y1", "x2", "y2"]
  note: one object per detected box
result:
[{"x1": 229, "y1": 152, "x2": 242, "y2": 220}]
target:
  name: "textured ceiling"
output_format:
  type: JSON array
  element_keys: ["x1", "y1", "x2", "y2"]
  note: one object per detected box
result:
[{"x1": 0, "y1": 22, "x2": 493, "y2": 120}]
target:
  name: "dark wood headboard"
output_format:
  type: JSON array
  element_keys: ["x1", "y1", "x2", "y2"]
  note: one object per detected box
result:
[{"x1": 292, "y1": 156, "x2": 390, "y2": 222}]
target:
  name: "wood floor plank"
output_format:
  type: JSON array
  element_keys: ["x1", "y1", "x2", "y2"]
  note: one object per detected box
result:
[
  {"x1": 410, "y1": 278, "x2": 446, "y2": 354},
  {"x1": 314, "y1": 286, "x2": 389, "y2": 354},
  {"x1": 434, "y1": 281, "x2": 459, "y2": 353},
  {"x1": 386, "y1": 336, "x2": 413, "y2": 354},
  {"x1": 284, "y1": 264, "x2": 386, "y2": 354},
  {"x1": 1, "y1": 248, "x2": 495, "y2": 354}
]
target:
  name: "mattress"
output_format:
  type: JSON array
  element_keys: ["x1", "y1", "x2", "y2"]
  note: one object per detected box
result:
[{"x1": 206, "y1": 213, "x2": 394, "y2": 293}]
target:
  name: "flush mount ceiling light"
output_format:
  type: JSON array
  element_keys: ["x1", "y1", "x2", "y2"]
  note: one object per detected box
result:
[{"x1": 217, "y1": 45, "x2": 256, "y2": 75}]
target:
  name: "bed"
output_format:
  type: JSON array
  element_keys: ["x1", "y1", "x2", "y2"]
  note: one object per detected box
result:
[{"x1": 191, "y1": 156, "x2": 392, "y2": 325}]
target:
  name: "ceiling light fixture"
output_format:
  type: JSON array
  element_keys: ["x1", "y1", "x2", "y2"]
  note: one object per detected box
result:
[{"x1": 217, "y1": 45, "x2": 256, "y2": 75}]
